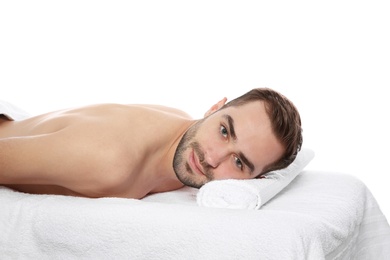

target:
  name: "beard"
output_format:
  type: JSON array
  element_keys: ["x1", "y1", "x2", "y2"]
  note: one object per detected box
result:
[{"x1": 173, "y1": 119, "x2": 214, "y2": 188}]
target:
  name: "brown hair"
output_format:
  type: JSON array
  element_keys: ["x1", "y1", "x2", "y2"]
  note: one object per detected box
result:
[{"x1": 223, "y1": 88, "x2": 303, "y2": 176}]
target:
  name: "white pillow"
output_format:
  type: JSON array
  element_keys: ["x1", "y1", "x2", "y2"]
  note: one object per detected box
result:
[{"x1": 196, "y1": 147, "x2": 315, "y2": 210}]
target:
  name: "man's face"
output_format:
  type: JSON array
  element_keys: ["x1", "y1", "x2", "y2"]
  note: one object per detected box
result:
[{"x1": 173, "y1": 101, "x2": 285, "y2": 188}]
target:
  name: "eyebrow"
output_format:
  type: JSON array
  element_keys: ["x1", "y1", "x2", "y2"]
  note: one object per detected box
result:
[{"x1": 223, "y1": 114, "x2": 255, "y2": 174}]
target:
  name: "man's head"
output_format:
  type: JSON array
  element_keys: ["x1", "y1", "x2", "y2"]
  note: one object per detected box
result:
[{"x1": 173, "y1": 87, "x2": 303, "y2": 188}]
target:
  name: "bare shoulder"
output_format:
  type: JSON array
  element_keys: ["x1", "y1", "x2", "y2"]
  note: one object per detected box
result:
[{"x1": 135, "y1": 104, "x2": 193, "y2": 119}]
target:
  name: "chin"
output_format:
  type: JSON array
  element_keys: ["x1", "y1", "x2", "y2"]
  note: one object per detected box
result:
[{"x1": 175, "y1": 169, "x2": 206, "y2": 189}]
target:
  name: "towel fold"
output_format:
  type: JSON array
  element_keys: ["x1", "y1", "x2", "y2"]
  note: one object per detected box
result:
[
  {"x1": 0, "y1": 100, "x2": 31, "y2": 121},
  {"x1": 196, "y1": 147, "x2": 315, "y2": 209}
]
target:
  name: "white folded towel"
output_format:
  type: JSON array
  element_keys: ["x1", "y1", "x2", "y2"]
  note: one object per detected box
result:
[
  {"x1": 196, "y1": 147, "x2": 315, "y2": 210},
  {"x1": 0, "y1": 100, "x2": 31, "y2": 121}
]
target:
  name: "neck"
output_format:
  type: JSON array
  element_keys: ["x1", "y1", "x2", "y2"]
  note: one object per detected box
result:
[{"x1": 147, "y1": 119, "x2": 197, "y2": 194}]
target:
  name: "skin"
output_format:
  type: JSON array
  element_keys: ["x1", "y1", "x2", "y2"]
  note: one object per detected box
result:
[{"x1": 0, "y1": 98, "x2": 284, "y2": 199}]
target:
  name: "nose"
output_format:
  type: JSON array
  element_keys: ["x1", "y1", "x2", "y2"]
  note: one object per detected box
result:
[{"x1": 203, "y1": 145, "x2": 230, "y2": 168}]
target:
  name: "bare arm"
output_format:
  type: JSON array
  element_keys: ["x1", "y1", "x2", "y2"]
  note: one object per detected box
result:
[{"x1": 0, "y1": 130, "x2": 117, "y2": 195}]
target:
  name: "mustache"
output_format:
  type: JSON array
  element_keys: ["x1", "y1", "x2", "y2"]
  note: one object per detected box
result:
[{"x1": 190, "y1": 142, "x2": 213, "y2": 178}]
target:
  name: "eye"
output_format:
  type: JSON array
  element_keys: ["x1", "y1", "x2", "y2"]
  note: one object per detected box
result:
[
  {"x1": 234, "y1": 155, "x2": 244, "y2": 170},
  {"x1": 220, "y1": 125, "x2": 228, "y2": 138}
]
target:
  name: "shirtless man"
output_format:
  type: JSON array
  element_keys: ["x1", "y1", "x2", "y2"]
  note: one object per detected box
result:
[{"x1": 0, "y1": 88, "x2": 302, "y2": 199}]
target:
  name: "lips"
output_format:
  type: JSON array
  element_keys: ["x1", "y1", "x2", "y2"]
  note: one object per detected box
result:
[{"x1": 189, "y1": 149, "x2": 205, "y2": 176}]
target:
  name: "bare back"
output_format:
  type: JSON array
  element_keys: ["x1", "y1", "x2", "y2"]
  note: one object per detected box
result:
[{"x1": 0, "y1": 104, "x2": 194, "y2": 199}]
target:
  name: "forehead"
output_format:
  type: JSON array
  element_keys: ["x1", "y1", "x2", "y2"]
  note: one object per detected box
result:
[
  {"x1": 225, "y1": 101, "x2": 270, "y2": 124},
  {"x1": 216, "y1": 101, "x2": 271, "y2": 133},
  {"x1": 214, "y1": 101, "x2": 284, "y2": 172}
]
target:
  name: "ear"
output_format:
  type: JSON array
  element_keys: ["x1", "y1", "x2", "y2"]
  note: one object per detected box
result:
[{"x1": 204, "y1": 97, "x2": 227, "y2": 117}]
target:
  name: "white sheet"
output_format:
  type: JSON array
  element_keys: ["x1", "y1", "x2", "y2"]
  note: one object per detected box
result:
[
  {"x1": 0, "y1": 100, "x2": 31, "y2": 120},
  {"x1": 1, "y1": 171, "x2": 389, "y2": 259}
]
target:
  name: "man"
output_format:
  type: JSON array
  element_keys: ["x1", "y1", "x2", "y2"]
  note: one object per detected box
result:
[{"x1": 0, "y1": 88, "x2": 302, "y2": 199}]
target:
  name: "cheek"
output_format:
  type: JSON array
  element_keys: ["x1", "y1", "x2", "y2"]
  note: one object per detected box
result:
[
  {"x1": 198, "y1": 130, "x2": 221, "y2": 149},
  {"x1": 212, "y1": 161, "x2": 249, "y2": 180}
]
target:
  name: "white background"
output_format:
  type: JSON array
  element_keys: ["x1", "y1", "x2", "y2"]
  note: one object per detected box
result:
[{"x1": 1, "y1": 1, "x2": 389, "y2": 218}]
